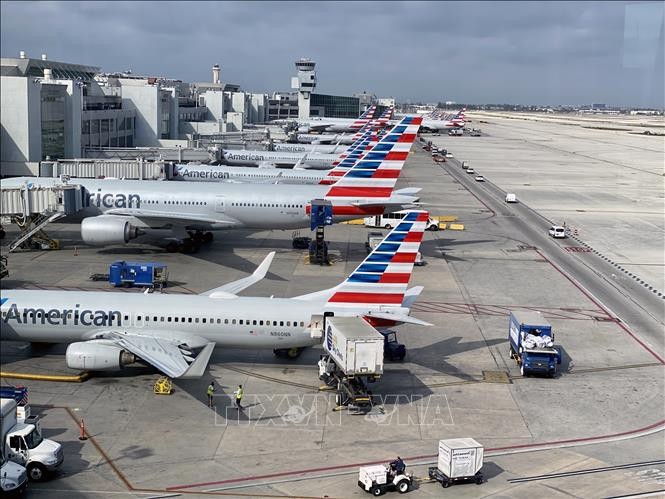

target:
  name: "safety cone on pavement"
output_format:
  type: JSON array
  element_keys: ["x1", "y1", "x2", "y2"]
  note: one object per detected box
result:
[{"x1": 78, "y1": 419, "x2": 87, "y2": 441}]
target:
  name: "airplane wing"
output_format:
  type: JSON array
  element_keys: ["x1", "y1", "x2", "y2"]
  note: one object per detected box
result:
[
  {"x1": 107, "y1": 330, "x2": 216, "y2": 379},
  {"x1": 104, "y1": 208, "x2": 238, "y2": 226},
  {"x1": 201, "y1": 251, "x2": 275, "y2": 297}
]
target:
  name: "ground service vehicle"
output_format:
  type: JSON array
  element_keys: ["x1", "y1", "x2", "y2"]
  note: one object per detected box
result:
[
  {"x1": 508, "y1": 311, "x2": 561, "y2": 377},
  {"x1": 548, "y1": 226, "x2": 567, "y2": 238},
  {"x1": 428, "y1": 438, "x2": 484, "y2": 488},
  {"x1": 0, "y1": 399, "x2": 63, "y2": 482},
  {"x1": 364, "y1": 211, "x2": 440, "y2": 231},
  {"x1": 380, "y1": 331, "x2": 406, "y2": 361},
  {"x1": 358, "y1": 463, "x2": 411, "y2": 495},
  {"x1": 109, "y1": 261, "x2": 169, "y2": 288}
]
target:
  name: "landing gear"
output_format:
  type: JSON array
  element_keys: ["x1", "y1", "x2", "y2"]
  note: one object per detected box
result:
[
  {"x1": 203, "y1": 231, "x2": 214, "y2": 243},
  {"x1": 166, "y1": 241, "x2": 180, "y2": 253},
  {"x1": 273, "y1": 347, "x2": 304, "y2": 359}
]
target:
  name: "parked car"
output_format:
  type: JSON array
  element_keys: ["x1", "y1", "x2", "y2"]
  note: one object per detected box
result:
[
  {"x1": 548, "y1": 226, "x2": 567, "y2": 238},
  {"x1": 505, "y1": 193, "x2": 517, "y2": 203},
  {"x1": 474, "y1": 175, "x2": 485, "y2": 182},
  {"x1": 465, "y1": 168, "x2": 475, "y2": 174}
]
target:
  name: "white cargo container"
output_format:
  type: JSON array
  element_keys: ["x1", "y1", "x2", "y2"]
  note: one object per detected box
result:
[
  {"x1": 437, "y1": 438, "x2": 484, "y2": 478},
  {"x1": 323, "y1": 317, "x2": 384, "y2": 376}
]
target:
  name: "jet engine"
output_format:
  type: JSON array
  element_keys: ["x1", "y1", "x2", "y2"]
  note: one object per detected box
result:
[
  {"x1": 66, "y1": 341, "x2": 137, "y2": 370},
  {"x1": 81, "y1": 215, "x2": 140, "y2": 245}
]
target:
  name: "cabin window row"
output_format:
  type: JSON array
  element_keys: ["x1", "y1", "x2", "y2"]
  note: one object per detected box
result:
[
  {"x1": 131, "y1": 315, "x2": 305, "y2": 327},
  {"x1": 141, "y1": 200, "x2": 208, "y2": 206},
  {"x1": 230, "y1": 202, "x2": 303, "y2": 208}
]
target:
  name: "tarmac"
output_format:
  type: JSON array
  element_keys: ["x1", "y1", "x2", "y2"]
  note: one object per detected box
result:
[{"x1": 1, "y1": 114, "x2": 664, "y2": 498}]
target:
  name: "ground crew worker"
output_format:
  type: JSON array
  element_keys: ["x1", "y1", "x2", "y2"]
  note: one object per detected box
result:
[
  {"x1": 207, "y1": 380, "x2": 215, "y2": 407},
  {"x1": 234, "y1": 384, "x2": 244, "y2": 409}
]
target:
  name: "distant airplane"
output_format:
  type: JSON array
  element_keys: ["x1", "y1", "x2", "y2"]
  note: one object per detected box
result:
[
  {"x1": 220, "y1": 148, "x2": 338, "y2": 170},
  {"x1": 172, "y1": 125, "x2": 385, "y2": 185},
  {"x1": 280, "y1": 105, "x2": 382, "y2": 133},
  {"x1": 3, "y1": 117, "x2": 423, "y2": 252},
  {"x1": 0, "y1": 211, "x2": 431, "y2": 378}
]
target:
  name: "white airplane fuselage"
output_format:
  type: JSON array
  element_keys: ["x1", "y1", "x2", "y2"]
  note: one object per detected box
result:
[
  {"x1": 171, "y1": 164, "x2": 325, "y2": 185},
  {"x1": 4, "y1": 177, "x2": 404, "y2": 234},
  {"x1": 221, "y1": 150, "x2": 337, "y2": 170},
  {"x1": 0, "y1": 290, "x2": 326, "y2": 349},
  {"x1": 272, "y1": 143, "x2": 349, "y2": 154}
]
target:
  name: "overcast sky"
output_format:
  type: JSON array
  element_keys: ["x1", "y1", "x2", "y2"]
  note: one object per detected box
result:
[{"x1": 1, "y1": 1, "x2": 663, "y2": 107}]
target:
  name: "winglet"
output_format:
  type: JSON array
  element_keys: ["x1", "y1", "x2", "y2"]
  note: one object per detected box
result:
[
  {"x1": 203, "y1": 252, "x2": 276, "y2": 297},
  {"x1": 180, "y1": 342, "x2": 216, "y2": 379}
]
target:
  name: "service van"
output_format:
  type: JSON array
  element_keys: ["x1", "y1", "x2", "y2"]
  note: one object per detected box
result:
[{"x1": 364, "y1": 211, "x2": 441, "y2": 231}]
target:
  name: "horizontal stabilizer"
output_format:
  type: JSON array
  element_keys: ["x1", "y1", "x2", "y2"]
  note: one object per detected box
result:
[{"x1": 365, "y1": 311, "x2": 432, "y2": 327}]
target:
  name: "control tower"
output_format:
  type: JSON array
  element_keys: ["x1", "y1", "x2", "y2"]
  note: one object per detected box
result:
[{"x1": 291, "y1": 58, "x2": 317, "y2": 119}]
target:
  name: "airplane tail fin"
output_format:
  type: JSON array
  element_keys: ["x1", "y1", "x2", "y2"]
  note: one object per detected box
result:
[
  {"x1": 350, "y1": 105, "x2": 377, "y2": 130},
  {"x1": 322, "y1": 116, "x2": 422, "y2": 199},
  {"x1": 325, "y1": 210, "x2": 429, "y2": 308}
]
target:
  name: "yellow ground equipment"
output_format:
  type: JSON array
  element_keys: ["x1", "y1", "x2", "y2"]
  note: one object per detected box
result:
[{"x1": 153, "y1": 377, "x2": 173, "y2": 395}]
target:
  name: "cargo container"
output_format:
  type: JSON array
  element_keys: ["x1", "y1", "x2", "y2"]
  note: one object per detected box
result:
[
  {"x1": 323, "y1": 317, "x2": 384, "y2": 376},
  {"x1": 428, "y1": 438, "x2": 484, "y2": 487}
]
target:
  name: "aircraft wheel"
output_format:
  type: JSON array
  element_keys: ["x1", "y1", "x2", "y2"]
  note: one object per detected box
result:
[
  {"x1": 287, "y1": 347, "x2": 303, "y2": 358},
  {"x1": 182, "y1": 239, "x2": 195, "y2": 253},
  {"x1": 204, "y1": 232, "x2": 214, "y2": 243},
  {"x1": 166, "y1": 241, "x2": 180, "y2": 253},
  {"x1": 384, "y1": 224, "x2": 392, "y2": 229}
]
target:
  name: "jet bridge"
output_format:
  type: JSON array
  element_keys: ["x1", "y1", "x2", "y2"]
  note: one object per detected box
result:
[{"x1": 0, "y1": 179, "x2": 84, "y2": 252}]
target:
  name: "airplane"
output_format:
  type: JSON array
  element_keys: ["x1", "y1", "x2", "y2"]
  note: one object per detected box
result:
[
  {"x1": 171, "y1": 125, "x2": 386, "y2": 185},
  {"x1": 219, "y1": 148, "x2": 338, "y2": 170},
  {"x1": 287, "y1": 105, "x2": 382, "y2": 133},
  {"x1": 3, "y1": 117, "x2": 423, "y2": 252},
  {"x1": 286, "y1": 107, "x2": 394, "y2": 147},
  {"x1": 0, "y1": 211, "x2": 431, "y2": 378}
]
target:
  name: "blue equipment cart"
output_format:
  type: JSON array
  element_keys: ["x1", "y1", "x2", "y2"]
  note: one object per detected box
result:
[{"x1": 107, "y1": 261, "x2": 168, "y2": 289}]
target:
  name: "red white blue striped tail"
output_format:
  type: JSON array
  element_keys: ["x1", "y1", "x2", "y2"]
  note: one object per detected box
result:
[
  {"x1": 326, "y1": 211, "x2": 429, "y2": 307},
  {"x1": 323, "y1": 116, "x2": 422, "y2": 199}
]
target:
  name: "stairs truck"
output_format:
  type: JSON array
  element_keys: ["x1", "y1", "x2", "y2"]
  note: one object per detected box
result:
[
  {"x1": 0, "y1": 398, "x2": 63, "y2": 482},
  {"x1": 508, "y1": 311, "x2": 561, "y2": 377}
]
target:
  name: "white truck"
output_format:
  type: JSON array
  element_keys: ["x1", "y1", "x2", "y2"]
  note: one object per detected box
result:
[
  {"x1": 428, "y1": 438, "x2": 484, "y2": 488},
  {"x1": 1, "y1": 446, "x2": 27, "y2": 496},
  {"x1": 1, "y1": 399, "x2": 63, "y2": 482},
  {"x1": 322, "y1": 316, "x2": 384, "y2": 376},
  {"x1": 318, "y1": 316, "x2": 385, "y2": 410}
]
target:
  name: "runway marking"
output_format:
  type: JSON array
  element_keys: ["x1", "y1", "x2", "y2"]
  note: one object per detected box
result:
[
  {"x1": 166, "y1": 419, "x2": 665, "y2": 491},
  {"x1": 507, "y1": 459, "x2": 665, "y2": 483},
  {"x1": 412, "y1": 301, "x2": 608, "y2": 321}
]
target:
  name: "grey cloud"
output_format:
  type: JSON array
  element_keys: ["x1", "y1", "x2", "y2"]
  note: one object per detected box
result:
[{"x1": 1, "y1": 1, "x2": 662, "y2": 107}]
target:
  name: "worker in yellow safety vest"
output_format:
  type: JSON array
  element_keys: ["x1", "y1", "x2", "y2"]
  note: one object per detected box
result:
[
  {"x1": 207, "y1": 381, "x2": 215, "y2": 407},
  {"x1": 234, "y1": 385, "x2": 243, "y2": 409}
]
